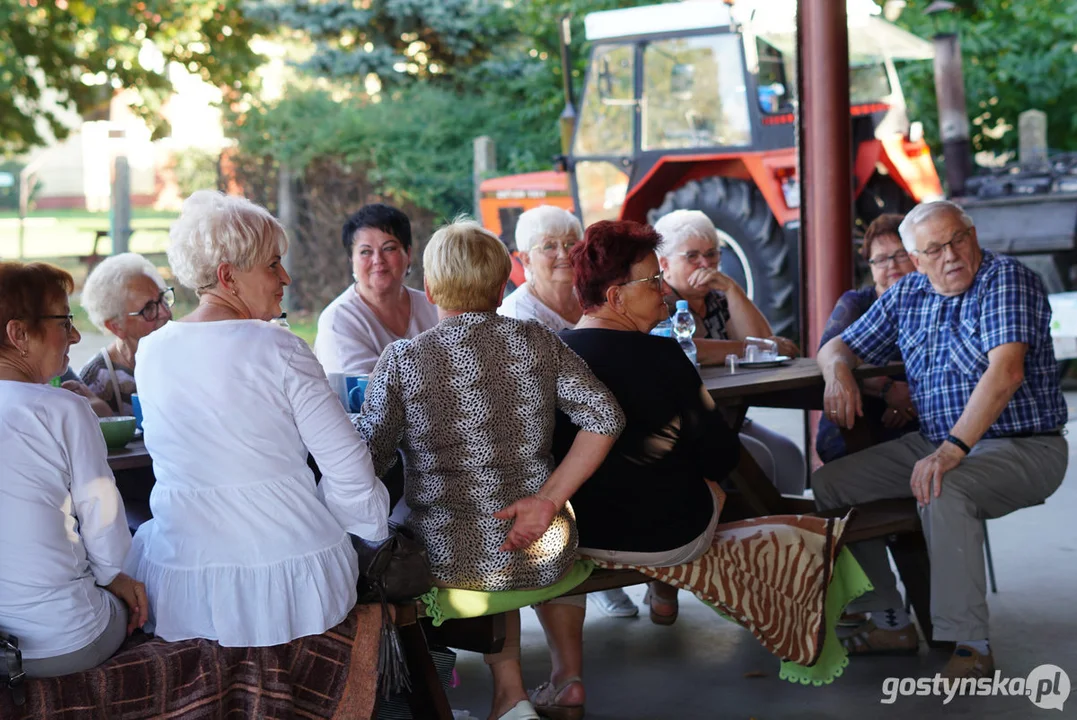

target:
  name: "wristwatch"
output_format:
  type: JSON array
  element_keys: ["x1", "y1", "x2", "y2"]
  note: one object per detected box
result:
[{"x1": 946, "y1": 434, "x2": 972, "y2": 455}]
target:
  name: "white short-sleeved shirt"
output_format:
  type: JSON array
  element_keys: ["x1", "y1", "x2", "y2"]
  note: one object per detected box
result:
[
  {"x1": 497, "y1": 284, "x2": 575, "y2": 332},
  {"x1": 128, "y1": 320, "x2": 390, "y2": 647},
  {"x1": 0, "y1": 382, "x2": 131, "y2": 660},
  {"x1": 315, "y1": 285, "x2": 439, "y2": 375}
]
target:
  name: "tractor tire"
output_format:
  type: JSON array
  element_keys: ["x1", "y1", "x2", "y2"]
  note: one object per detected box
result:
[{"x1": 648, "y1": 177, "x2": 798, "y2": 337}]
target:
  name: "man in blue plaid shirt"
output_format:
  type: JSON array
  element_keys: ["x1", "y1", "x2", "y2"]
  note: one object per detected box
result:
[{"x1": 814, "y1": 200, "x2": 1068, "y2": 680}]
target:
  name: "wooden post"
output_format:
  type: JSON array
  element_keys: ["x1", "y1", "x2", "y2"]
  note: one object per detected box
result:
[
  {"x1": 278, "y1": 164, "x2": 298, "y2": 312},
  {"x1": 473, "y1": 136, "x2": 496, "y2": 220},
  {"x1": 111, "y1": 155, "x2": 132, "y2": 255},
  {"x1": 1018, "y1": 109, "x2": 1048, "y2": 169}
]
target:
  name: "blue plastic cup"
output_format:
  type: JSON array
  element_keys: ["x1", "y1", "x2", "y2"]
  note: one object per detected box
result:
[
  {"x1": 131, "y1": 393, "x2": 143, "y2": 430},
  {"x1": 346, "y1": 375, "x2": 369, "y2": 413}
]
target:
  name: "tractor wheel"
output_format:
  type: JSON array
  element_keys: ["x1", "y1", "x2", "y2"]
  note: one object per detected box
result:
[{"x1": 648, "y1": 177, "x2": 798, "y2": 337}]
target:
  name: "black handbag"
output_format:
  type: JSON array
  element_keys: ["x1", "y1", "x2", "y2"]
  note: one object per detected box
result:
[
  {"x1": 1, "y1": 631, "x2": 25, "y2": 707},
  {"x1": 352, "y1": 524, "x2": 434, "y2": 699}
]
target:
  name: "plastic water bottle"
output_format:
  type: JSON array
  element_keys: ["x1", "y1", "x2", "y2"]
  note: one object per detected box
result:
[
  {"x1": 650, "y1": 317, "x2": 673, "y2": 338},
  {"x1": 672, "y1": 300, "x2": 698, "y2": 366},
  {"x1": 271, "y1": 312, "x2": 290, "y2": 329}
]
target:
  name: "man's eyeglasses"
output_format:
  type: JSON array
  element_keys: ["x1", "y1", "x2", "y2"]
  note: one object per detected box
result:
[
  {"x1": 674, "y1": 248, "x2": 721, "y2": 265},
  {"x1": 534, "y1": 239, "x2": 578, "y2": 256},
  {"x1": 40, "y1": 314, "x2": 75, "y2": 333},
  {"x1": 618, "y1": 271, "x2": 664, "y2": 291},
  {"x1": 127, "y1": 287, "x2": 175, "y2": 322},
  {"x1": 912, "y1": 227, "x2": 973, "y2": 260},
  {"x1": 868, "y1": 250, "x2": 911, "y2": 268}
]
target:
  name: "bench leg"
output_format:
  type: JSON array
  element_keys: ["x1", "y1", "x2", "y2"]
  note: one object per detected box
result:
[
  {"x1": 398, "y1": 619, "x2": 454, "y2": 720},
  {"x1": 888, "y1": 532, "x2": 951, "y2": 650}
]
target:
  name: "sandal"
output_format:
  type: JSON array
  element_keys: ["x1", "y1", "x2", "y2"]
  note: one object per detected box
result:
[
  {"x1": 528, "y1": 676, "x2": 584, "y2": 720},
  {"x1": 642, "y1": 585, "x2": 678, "y2": 626},
  {"x1": 841, "y1": 620, "x2": 919, "y2": 656}
]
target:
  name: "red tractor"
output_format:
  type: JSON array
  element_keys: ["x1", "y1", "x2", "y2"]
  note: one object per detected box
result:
[{"x1": 479, "y1": 0, "x2": 942, "y2": 337}]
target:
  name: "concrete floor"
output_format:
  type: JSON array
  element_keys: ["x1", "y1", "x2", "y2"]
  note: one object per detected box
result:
[
  {"x1": 447, "y1": 402, "x2": 1077, "y2": 720},
  {"x1": 71, "y1": 334, "x2": 1077, "y2": 719}
]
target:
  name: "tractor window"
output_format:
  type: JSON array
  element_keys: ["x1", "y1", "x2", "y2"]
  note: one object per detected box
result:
[
  {"x1": 849, "y1": 58, "x2": 892, "y2": 104},
  {"x1": 641, "y1": 34, "x2": 751, "y2": 151},
  {"x1": 755, "y1": 37, "x2": 794, "y2": 113},
  {"x1": 575, "y1": 44, "x2": 636, "y2": 157},
  {"x1": 575, "y1": 161, "x2": 629, "y2": 228}
]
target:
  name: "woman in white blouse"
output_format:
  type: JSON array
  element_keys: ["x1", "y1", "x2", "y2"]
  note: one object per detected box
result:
[
  {"x1": 0, "y1": 261, "x2": 147, "y2": 677},
  {"x1": 315, "y1": 203, "x2": 439, "y2": 374},
  {"x1": 359, "y1": 219, "x2": 624, "y2": 720},
  {"x1": 498, "y1": 205, "x2": 638, "y2": 620},
  {"x1": 126, "y1": 190, "x2": 390, "y2": 647},
  {"x1": 497, "y1": 205, "x2": 582, "y2": 332}
]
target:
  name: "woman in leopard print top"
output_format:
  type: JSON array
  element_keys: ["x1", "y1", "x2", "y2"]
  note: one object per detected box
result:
[{"x1": 358, "y1": 219, "x2": 623, "y2": 720}]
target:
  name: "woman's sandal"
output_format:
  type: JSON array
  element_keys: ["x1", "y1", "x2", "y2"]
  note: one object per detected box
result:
[
  {"x1": 528, "y1": 676, "x2": 585, "y2": 720},
  {"x1": 840, "y1": 620, "x2": 919, "y2": 656},
  {"x1": 642, "y1": 586, "x2": 678, "y2": 626}
]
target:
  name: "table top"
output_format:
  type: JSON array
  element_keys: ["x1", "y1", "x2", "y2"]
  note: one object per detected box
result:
[
  {"x1": 702, "y1": 357, "x2": 904, "y2": 402},
  {"x1": 107, "y1": 438, "x2": 152, "y2": 472}
]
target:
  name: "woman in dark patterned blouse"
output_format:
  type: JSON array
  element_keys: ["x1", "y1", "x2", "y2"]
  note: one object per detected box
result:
[
  {"x1": 358, "y1": 218, "x2": 624, "y2": 720},
  {"x1": 815, "y1": 213, "x2": 919, "y2": 462},
  {"x1": 653, "y1": 209, "x2": 806, "y2": 494}
]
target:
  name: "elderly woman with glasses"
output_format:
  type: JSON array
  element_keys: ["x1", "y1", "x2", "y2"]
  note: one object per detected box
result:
[
  {"x1": 498, "y1": 205, "x2": 637, "y2": 619},
  {"x1": 527, "y1": 221, "x2": 741, "y2": 719},
  {"x1": 358, "y1": 218, "x2": 623, "y2": 720},
  {"x1": 77, "y1": 253, "x2": 174, "y2": 416},
  {"x1": 653, "y1": 209, "x2": 806, "y2": 495},
  {"x1": 815, "y1": 213, "x2": 918, "y2": 462},
  {"x1": 316, "y1": 203, "x2": 439, "y2": 375},
  {"x1": 498, "y1": 205, "x2": 583, "y2": 331},
  {"x1": 0, "y1": 261, "x2": 147, "y2": 677},
  {"x1": 125, "y1": 190, "x2": 389, "y2": 648}
]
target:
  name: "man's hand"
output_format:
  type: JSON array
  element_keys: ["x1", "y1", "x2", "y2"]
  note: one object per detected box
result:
[
  {"x1": 822, "y1": 362, "x2": 863, "y2": 429},
  {"x1": 494, "y1": 495, "x2": 559, "y2": 552},
  {"x1": 688, "y1": 267, "x2": 736, "y2": 294},
  {"x1": 105, "y1": 572, "x2": 149, "y2": 635},
  {"x1": 910, "y1": 442, "x2": 965, "y2": 506},
  {"x1": 881, "y1": 381, "x2": 916, "y2": 428}
]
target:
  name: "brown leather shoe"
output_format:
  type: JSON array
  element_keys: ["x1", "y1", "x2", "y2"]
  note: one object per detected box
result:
[
  {"x1": 841, "y1": 620, "x2": 919, "y2": 655},
  {"x1": 942, "y1": 645, "x2": 995, "y2": 680}
]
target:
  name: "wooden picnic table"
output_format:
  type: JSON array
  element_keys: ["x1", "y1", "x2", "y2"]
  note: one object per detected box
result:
[{"x1": 107, "y1": 438, "x2": 152, "y2": 472}]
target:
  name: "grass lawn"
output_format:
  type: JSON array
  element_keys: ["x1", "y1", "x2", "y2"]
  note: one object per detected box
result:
[{"x1": 0, "y1": 209, "x2": 176, "y2": 260}]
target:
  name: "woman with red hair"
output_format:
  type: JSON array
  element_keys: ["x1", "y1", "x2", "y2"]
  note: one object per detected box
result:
[{"x1": 530, "y1": 221, "x2": 741, "y2": 719}]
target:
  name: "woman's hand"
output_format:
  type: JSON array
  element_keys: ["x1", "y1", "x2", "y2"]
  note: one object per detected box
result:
[
  {"x1": 687, "y1": 267, "x2": 736, "y2": 294},
  {"x1": 105, "y1": 573, "x2": 149, "y2": 635},
  {"x1": 61, "y1": 380, "x2": 96, "y2": 400},
  {"x1": 493, "y1": 495, "x2": 559, "y2": 552},
  {"x1": 880, "y1": 381, "x2": 916, "y2": 429},
  {"x1": 768, "y1": 336, "x2": 800, "y2": 358}
]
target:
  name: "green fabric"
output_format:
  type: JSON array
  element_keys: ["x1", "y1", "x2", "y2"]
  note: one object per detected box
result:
[{"x1": 419, "y1": 561, "x2": 596, "y2": 627}]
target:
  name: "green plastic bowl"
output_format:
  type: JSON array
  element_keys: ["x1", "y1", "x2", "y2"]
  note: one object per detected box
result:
[{"x1": 99, "y1": 416, "x2": 137, "y2": 450}]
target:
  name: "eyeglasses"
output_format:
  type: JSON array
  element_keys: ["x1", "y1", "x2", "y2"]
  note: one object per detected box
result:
[
  {"x1": 40, "y1": 314, "x2": 75, "y2": 333},
  {"x1": 867, "y1": 250, "x2": 911, "y2": 268},
  {"x1": 674, "y1": 249, "x2": 721, "y2": 264},
  {"x1": 533, "y1": 239, "x2": 577, "y2": 256},
  {"x1": 618, "y1": 271, "x2": 664, "y2": 291},
  {"x1": 911, "y1": 227, "x2": 973, "y2": 260},
  {"x1": 127, "y1": 287, "x2": 175, "y2": 322}
]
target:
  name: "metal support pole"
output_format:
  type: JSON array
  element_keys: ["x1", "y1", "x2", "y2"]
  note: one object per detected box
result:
[
  {"x1": 933, "y1": 33, "x2": 972, "y2": 197},
  {"x1": 278, "y1": 164, "x2": 298, "y2": 312},
  {"x1": 798, "y1": 0, "x2": 853, "y2": 358}
]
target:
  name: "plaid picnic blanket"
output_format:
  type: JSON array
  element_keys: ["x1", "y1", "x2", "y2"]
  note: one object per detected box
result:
[{"x1": 0, "y1": 603, "x2": 382, "y2": 720}]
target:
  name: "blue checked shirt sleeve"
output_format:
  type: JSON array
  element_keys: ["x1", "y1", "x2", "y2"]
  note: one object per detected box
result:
[
  {"x1": 978, "y1": 262, "x2": 1049, "y2": 351},
  {"x1": 840, "y1": 286, "x2": 900, "y2": 366}
]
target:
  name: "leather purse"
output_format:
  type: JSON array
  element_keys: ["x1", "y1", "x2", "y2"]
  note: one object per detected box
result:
[{"x1": 354, "y1": 523, "x2": 433, "y2": 603}]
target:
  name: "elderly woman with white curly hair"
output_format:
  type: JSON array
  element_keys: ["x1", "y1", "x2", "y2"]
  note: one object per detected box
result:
[
  {"x1": 498, "y1": 205, "x2": 583, "y2": 331},
  {"x1": 125, "y1": 190, "x2": 390, "y2": 647},
  {"x1": 76, "y1": 252, "x2": 173, "y2": 416},
  {"x1": 653, "y1": 209, "x2": 807, "y2": 495}
]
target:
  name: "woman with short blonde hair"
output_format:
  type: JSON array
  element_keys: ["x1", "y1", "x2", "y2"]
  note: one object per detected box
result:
[
  {"x1": 126, "y1": 190, "x2": 389, "y2": 648},
  {"x1": 360, "y1": 217, "x2": 624, "y2": 720}
]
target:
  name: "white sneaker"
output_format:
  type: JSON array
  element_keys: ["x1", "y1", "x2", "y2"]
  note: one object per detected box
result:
[{"x1": 590, "y1": 588, "x2": 639, "y2": 618}]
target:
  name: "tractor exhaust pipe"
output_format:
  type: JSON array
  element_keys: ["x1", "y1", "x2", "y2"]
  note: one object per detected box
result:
[
  {"x1": 557, "y1": 16, "x2": 577, "y2": 158},
  {"x1": 932, "y1": 32, "x2": 973, "y2": 197}
]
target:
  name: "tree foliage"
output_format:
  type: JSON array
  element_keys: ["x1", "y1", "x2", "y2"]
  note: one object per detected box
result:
[
  {"x1": 890, "y1": 0, "x2": 1077, "y2": 163},
  {"x1": 0, "y1": 0, "x2": 266, "y2": 156}
]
